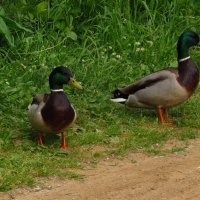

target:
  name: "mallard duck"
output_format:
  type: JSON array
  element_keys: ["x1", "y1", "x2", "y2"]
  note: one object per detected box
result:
[
  {"x1": 111, "y1": 30, "x2": 200, "y2": 125},
  {"x1": 28, "y1": 66, "x2": 82, "y2": 149}
]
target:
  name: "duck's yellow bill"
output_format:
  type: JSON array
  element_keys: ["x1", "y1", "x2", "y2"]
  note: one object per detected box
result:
[{"x1": 68, "y1": 78, "x2": 82, "y2": 89}]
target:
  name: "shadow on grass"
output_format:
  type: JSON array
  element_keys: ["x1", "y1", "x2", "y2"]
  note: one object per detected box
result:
[{"x1": 17, "y1": 127, "x2": 62, "y2": 146}]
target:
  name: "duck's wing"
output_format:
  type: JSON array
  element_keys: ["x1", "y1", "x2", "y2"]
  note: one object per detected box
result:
[
  {"x1": 28, "y1": 93, "x2": 51, "y2": 132},
  {"x1": 29, "y1": 93, "x2": 50, "y2": 106},
  {"x1": 119, "y1": 68, "x2": 178, "y2": 95},
  {"x1": 28, "y1": 93, "x2": 50, "y2": 115}
]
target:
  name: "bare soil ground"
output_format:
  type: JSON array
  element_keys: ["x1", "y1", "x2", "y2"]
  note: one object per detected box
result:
[{"x1": 1, "y1": 139, "x2": 200, "y2": 200}]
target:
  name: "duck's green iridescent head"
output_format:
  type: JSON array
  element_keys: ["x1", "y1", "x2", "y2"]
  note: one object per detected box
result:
[
  {"x1": 177, "y1": 30, "x2": 199, "y2": 59},
  {"x1": 49, "y1": 66, "x2": 82, "y2": 90}
]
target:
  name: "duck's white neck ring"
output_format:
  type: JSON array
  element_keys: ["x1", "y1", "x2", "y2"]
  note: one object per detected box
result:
[
  {"x1": 178, "y1": 56, "x2": 190, "y2": 63},
  {"x1": 51, "y1": 89, "x2": 64, "y2": 92}
]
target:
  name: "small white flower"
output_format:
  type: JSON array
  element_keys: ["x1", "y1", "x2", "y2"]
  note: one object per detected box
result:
[
  {"x1": 82, "y1": 59, "x2": 85, "y2": 63},
  {"x1": 136, "y1": 47, "x2": 145, "y2": 52},
  {"x1": 108, "y1": 46, "x2": 113, "y2": 50},
  {"x1": 116, "y1": 55, "x2": 121, "y2": 59},
  {"x1": 140, "y1": 47, "x2": 145, "y2": 51},
  {"x1": 112, "y1": 52, "x2": 116, "y2": 56},
  {"x1": 135, "y1": 42, "x2": 141, "y2": 46},
  {"x1": 147, "y1": 40, "x2": 153, "y2": 46},
  {"x1": 128, "y1": 43, "x2": 131, "y2": 47}
]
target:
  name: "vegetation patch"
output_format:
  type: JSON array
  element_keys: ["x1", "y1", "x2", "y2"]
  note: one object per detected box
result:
[{"x1": 0, "y1": 0, "x2": 200, "y2": 191}]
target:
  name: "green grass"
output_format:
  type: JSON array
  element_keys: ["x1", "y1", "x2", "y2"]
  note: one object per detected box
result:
[{"x1": 1, "y1": 0, "x2": 200, "y2": 192}]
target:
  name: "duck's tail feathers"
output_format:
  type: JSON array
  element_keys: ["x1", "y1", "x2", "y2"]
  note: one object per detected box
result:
[{"x1": 110, "y1": 98, "x2": 127, "y2": 103}]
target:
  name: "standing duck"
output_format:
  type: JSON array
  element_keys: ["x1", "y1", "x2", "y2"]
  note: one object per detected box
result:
[
  {"x1": 28, "y1": 66, "x2": 82, "y2": 149},
  {"x1": 111, "y1": 31, "x2": 199, "y2": 126}
]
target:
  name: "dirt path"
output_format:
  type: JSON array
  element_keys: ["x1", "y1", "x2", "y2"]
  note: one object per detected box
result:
[{"x1": 2, "y1": 139, "x2": 200, "y2": 200}]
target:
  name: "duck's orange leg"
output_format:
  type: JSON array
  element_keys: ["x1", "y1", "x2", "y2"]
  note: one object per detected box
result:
[
  {"x1": 60, "y1": 130, "x2": 73, "y2": 151},
  {"x1": 156, "y1": 108, "x2": 175, "y2": 126},
  {"x1": 156, "y1": 108, "x2": 164, "y2": 124},
  {"x1": 38, "y1": 130, "x2": 43, "y2": 145},
  {"x1": 163, "y1": 108, "x2": 174, "y2": 122}
]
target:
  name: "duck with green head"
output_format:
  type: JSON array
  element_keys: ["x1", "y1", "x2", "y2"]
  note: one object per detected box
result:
[
  {"x1": 111, "y1": 30, "x2": 200, "y2": 125},
  {"x1": 28, "y1": 66, "x2": 82, "y2": 149}
]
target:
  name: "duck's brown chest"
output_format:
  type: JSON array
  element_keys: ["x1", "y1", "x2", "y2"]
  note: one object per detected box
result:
[
  {"x1": 41, "y1": 92, "x2": 75, "y2": 132},
  {"x1": 178, "y1": 59, "x2": 199, "y2": 95}
]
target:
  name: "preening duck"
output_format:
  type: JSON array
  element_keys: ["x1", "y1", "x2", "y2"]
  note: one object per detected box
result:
[
  {"x1": 111, "y1": 30, "x2": 200, "y2": 125},
  {"x1": 28, "y1": 66, "x2": 82, "y2": 149}
]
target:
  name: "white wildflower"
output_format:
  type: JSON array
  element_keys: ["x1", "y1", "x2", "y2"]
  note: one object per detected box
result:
[
  {"x1": 140, "y1": 47, "x2": 145, "y2": 51},
  {"x1": 135, "y1": 42, "x2": 141, "y2": 46},
  {"x1": 147, "y1": 40, "x2": 153, "y2": 46},
  {"x1": 116, "y1": 55, "x2": 121, "y2": 59},
  {"x1": 136, "y1": 47, "x2": 145, "y2": 52}
]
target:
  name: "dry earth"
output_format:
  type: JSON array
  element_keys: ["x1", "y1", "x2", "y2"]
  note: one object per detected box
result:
[{"x1": 1, "y1": 139, "x2": 200, "y2": 200}]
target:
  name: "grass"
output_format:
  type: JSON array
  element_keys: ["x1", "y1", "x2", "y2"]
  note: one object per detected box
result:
[{"x1": 1, "y1": 0, "x2": 200, "y2": 192}]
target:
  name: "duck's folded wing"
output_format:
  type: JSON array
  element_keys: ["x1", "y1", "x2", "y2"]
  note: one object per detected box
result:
[
  {"x1": 30, "y1": 93, "x2": 50, "y2": 106},
  {"x1": 119, "y1": 69, "x2": 177, "y2": 95}
]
